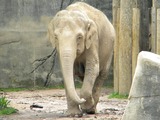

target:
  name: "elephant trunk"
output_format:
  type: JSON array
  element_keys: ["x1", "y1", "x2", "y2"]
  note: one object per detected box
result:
[{"x1": 59, "y1": 49, "x2": 86, "y2": 104}]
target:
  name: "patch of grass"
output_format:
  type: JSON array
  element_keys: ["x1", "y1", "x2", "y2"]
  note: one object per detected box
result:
[
  {"x1": 0, "y1": 82, "x2": 82, "y2": 92},
  {"x1": 103, "y1": 84, "x2": 113, "y2": 88},
  {"x1": 0, "y1": 96, "x2": 10, "y2": 109},
  {"x1": 0, "y1": 88, "x2": 28, "y2": 92},
  {"x1": 0, "y1": 86, "x2": 63, "y2": 92},
  {"x1": 45, "y1": 82, "x2": 82, "y2": 89},
  {"x1": 47, "y1": 85, "x2": 65, "y2": 89},
  {"x1": 108, "y1": 92, "x2": 128, "y2": 99},
  {"x1": 47, "y1": 82, "x2": 82, "y2": 89},
  {"x1": 0, "y1": 96, "x2": 17, "y2": 115},
  {"x1": 75, "y1": 82, "x2": 82, "y2": 88},
  {"x1": 0, "y1": 107, "x2": 17, "y2": 115}
]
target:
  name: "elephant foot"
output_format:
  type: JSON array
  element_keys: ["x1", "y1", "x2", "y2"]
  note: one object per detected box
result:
[
  {"x1": 81, "y1": 106, "x2": 96, "y2": 114},
  {"x1": 80, "y1": 90, "x2": 96, "y2": 114},
  {"x1": 66, "y1": 107, "x2": 83, "y2": 117},
  {"x1": 80, "y1": 97, "x2": 96, "y2": 114}
]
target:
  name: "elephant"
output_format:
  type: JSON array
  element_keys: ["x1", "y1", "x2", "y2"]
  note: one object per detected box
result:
[{"x1": 48, "y1": 2, "x2": 115, "y2": 117}]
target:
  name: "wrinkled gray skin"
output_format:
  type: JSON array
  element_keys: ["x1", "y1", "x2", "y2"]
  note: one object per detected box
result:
[{"x1": 48, "y1": 2, "x2": 115, "y2": 117}]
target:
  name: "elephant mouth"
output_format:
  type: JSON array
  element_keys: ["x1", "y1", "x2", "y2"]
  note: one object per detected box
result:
[{"x1": 77, "y1": 50, "x2": 81, "y2": 56}]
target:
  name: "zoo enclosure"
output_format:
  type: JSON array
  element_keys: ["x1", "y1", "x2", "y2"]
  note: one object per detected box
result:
[
  {"x1": 0, "y1": 0, "x2": 112, "y2": 88},
  {"x1": 113, "y1": 0, "x2": 160, "y2": 94}
]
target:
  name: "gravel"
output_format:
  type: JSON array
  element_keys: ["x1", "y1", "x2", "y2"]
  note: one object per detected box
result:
[{"x1": 0, "y1": 88, "x2": 128, "y2": 120}]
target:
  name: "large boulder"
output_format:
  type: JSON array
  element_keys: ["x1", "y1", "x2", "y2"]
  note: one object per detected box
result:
[{"x1": 122, "y1": 51, "x2": 160, "y2": 120}]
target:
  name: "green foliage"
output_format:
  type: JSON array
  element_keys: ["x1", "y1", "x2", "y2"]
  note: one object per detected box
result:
[
  {"x1": 0, "y1": 107, "x2": 17, "y2": 115},
  {"x1": 47, "y1": 82, "x2": 82, "y2": 89},
  {"x1": 0, "y1": 96, "x2": 10, "y2": 109},
  {"x1": 0, "y1": 88, "x2": 28, "y2": 92},
  {"x1": 75, "y1": 82, "x2": 82, "y2": 88},
  {"x1": 0, "y1": 96, "x2": 17, "y2": 115},
  {"x1": 108, "y1": 92, "x2": 128, "y2": 99},
  {"x1": 48, "y1": 85, "x2": 65, "y2": 89},
  {"x1": 0, "y1": 83, "x2": 82, "y2": 92}
]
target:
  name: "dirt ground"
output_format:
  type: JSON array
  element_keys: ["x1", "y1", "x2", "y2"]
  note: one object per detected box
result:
[{"x1": 0, "y1": 88, "x2": 127, "y2": 120}]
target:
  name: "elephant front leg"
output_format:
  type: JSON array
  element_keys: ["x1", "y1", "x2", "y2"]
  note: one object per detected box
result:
[
  {"x1": 93, "y1": 54, "x2": 113, "y2": 111},
  {"x1": 80, "y1": 60, "x2": 99, "y2": 114},
  {"x1": 65, "y1": 93, "x2": 82, "y2": 117}
]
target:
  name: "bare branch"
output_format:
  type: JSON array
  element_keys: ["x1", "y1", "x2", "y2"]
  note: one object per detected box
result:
[
  {"x1": 30, "y1": 48, "x2": 56, "y2": 74},
  {"x1": 60, "y1": 0, "x2": 74, "y2": 10},
  {"x1": 44, "y1": 52, "x2": 57, "y2": 87},
  {"x1": 69, "y1": 0, "x2": 74, "y2": 5},
  {"x1": 60, "y1": 0, "x2": 64, "y2": 10},
  {"x1": 32, "y1": 49, "x2": 56, "y2": 64}
]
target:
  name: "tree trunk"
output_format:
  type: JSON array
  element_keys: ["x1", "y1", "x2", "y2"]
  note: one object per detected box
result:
[
  {"x1": 137, "y1": 0, "x2": 150, "y2": 51},
  {"x1": 118, "y1": 0, "x2": 133, "y2": 94},
  {"x1": 151, "y1": 7, "x2": 157, "y2": 53},
  {"x1": 113, "y1": 0, "x2": 120, "y2": 93},
  {"x1": 157, "y1": 8, "x2": 160, "y2": 54},
  {"x1": 132, "y1": 8, "x2": 140, "y2": 78}
]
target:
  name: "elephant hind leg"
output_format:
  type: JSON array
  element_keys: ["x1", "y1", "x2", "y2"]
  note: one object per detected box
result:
[
  {"x1": 81, "y1": 71, "x2": 107, "y2": 114},
  {"x1": 74, "y1": 62, "x2": 85, "y2": 81},
  {"x1": 80, "y1": 71, "x2": 107, "y2": 114},
  {"x1": 92, "y1": 72, "x2": 107, "y2": 109}
]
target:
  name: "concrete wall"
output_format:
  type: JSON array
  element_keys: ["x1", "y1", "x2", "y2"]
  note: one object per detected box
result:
[{"x1": 0, "y1": 0, "x2": 112, "y2": 88}]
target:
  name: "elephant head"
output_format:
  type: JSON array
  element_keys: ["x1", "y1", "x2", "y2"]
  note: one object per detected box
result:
[{"x1": 48, "y1": 10, "x2": 98, "y2": 104}]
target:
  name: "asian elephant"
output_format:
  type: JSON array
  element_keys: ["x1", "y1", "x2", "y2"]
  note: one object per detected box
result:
[{"x1": 48, "y1": 2, "x2": 115, "y2": 117}]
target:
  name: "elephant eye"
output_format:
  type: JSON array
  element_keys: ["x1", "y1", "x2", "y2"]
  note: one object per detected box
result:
[
  {"x1": 77, "y1": 34, "x2": 83, "y2": 41},
  {"x1": 54, "y1": 34, "x2": 58, "y2": 46},
  {"x1": 54, "y1": 35, "x2": 58, "y2": 40}
]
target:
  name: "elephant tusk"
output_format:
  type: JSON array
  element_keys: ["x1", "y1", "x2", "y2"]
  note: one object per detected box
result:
[{"x1": 79, "y1": 98, "x2": 86, "y2": 104}]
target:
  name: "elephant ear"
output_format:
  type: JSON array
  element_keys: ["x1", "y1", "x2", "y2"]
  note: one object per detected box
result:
[
  {"x1": 47, "y1": 19, "x2": 55, "y2": 48},
  {"x1": 86, "y1": 20, "x2": 98, "y2": 49}
]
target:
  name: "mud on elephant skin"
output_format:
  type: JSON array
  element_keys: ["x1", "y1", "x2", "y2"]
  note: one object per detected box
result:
[{"x1": 48, "y1": 2, "x2": 115, "y2": 117}]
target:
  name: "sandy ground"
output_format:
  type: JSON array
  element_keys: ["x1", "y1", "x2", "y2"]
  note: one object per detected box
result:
[{"x1": 0, "y1": 88, "x2": 127, "y2": 120}]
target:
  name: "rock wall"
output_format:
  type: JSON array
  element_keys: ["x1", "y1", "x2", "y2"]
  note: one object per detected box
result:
[{"x1": 0, "y1": 0, "x2": 112, "y2": 88}]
